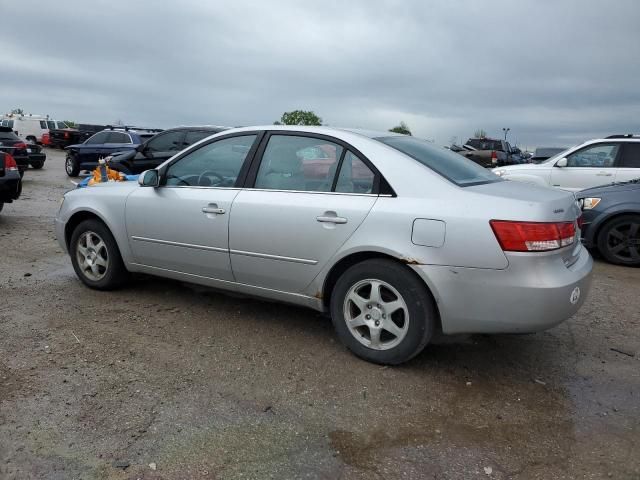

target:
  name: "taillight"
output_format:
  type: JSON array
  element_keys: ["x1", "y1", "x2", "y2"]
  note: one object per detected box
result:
[
  {"x1": 64, "y1": 131, "x2": 70, "y2": 139},
  {"x1": 13, "y1": 142, "x2": 27, "y2": 150},
  {"x1": 4, "y1": 154, "x2": 18, "y2": 171},
  {"x1": 490, "y1": 220, "x2": 576, "y2": 252},
  {"x1": 491, "y1": 150, "x2": 497, "y2": 165}
]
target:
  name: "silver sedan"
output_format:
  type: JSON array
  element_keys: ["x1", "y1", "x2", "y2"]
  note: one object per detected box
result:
[{"x1": 55, "y1": 126, "x2": 593, "y2": 364}]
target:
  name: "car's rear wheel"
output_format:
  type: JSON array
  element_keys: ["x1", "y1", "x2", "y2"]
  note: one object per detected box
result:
[
  {"x1": 65, "y1": 154, "x2": 80, "y2": 177},
  {"x1": 31, "y1": 160, "x2": 44, "y2": 169},
  {"x1": 330, "y1": 259, "x2": 435, "y2": 365},
  {"x1": 597, "y1": 214, "x2": 640, "y2": 267},
  {"x1": 70, "y1": 219, "x2": 129, "y2": 289}
]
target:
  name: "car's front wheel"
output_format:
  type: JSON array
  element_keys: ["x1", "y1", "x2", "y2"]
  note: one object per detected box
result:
[
  {"x1": 330, "y1": 259, "x2": 436, "y2": 365},
  {"x1": 70, "y1": 219, "x2": 129, "y2": 289},
  {"x1": 65, "y1": 154, "x2": 80, "y2": 177},
  {"x1": 597, "y1": 214, "x2": 640, "y2": 267}
]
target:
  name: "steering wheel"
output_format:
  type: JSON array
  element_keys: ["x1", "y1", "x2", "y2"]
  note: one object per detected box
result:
[{"x1": 197, "y1": 170, "x2": 224, "y2": 186}]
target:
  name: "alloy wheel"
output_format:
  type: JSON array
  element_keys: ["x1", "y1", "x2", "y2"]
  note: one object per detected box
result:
[
  {"x1": 343, "y1": 279, "x2": 410, "y2": 351},
  {"x1": 76, "y1": 231, "x2": 109, "y2": 281},
  {"x1": 605, "y1": 221, "x2": 640, "y2": 263}
]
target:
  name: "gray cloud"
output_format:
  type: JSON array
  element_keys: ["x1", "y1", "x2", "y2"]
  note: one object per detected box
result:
[{"x1": 2, "y1": 0, "x2": 639, "y2": 148}]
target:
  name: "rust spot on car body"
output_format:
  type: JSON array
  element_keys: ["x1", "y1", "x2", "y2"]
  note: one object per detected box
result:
[
  {"x1": 314, "y1": 291, "x2": 324, "y2": 300},
  {"x1": 401, "y1": 258, "x2": 424, "y2": 265}
]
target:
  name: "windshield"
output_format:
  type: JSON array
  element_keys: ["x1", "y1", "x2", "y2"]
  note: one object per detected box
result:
[
  {"x1": 376, "y1": 136, "x2": 502, "y2": 187},
  {"x1": 0, "y1": 130, "x2": 19, "y2": 141},
  {"x1": 541, "y1": 146, "x2": 574, "y2": 164}
]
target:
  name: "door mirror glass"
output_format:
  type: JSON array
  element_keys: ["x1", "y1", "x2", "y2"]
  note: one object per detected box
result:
[
  {"x1": 555, "y1": 157, "x2": 568, "y2": 167},
  {"x1": 138, "y1": 169, "x2": 159, "y2": 187}
]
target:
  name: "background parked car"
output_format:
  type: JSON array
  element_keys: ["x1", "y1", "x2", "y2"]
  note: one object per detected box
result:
[
  {"x1": 0, "y1": 126, "x2": 47, "y2": 176},
  {"x1": 530, "y1": 147, "x2": 567, "y2": 164},
  {"x1": 458, "y1": 137, "x2": 518, "y2": 167},
  {"x1": 494, "y1": 135, "x2": 640, "y2": 191},
  {"x1": 50, "y1": 123, "x2": 109, "y2": 149},
  {"x1": 108, "y1": 126, "x2": 228, "y2": 174},
  {"x1": 578, "y1": 179, "x2": 640, "y2": 266},
  {"x1": 0, "y1": 152, "x2": 22, "y2": 213},
  {"x1": 1, "y1": 114, "x2": 67, "y2": 144},
  {"x1": 64, "y1": 127, "x2": 161, "y2": 177}
]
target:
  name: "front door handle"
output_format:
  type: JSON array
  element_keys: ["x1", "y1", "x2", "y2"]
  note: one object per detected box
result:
[
  {"x1": 316, "y1": 215, "x2": 347, "y2": 224},
  {"x1": 202, "y1": 204, "x2": 225, "y2": 215},
  {"x1": 596, "y1": 172, "x2": 613, "y2": 177}
]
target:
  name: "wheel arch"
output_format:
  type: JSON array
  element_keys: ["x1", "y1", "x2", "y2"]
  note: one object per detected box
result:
[
  {"x1": 64, "y1": 209, "x2": 121, "y2": 253},
  {"x1": 320, "y1": 250, "x2": 442, "y2": 331}
]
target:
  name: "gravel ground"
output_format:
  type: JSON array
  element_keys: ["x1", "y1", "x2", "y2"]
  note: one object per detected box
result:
[{"x1": 0, "y1": 149, "x2": 639, "y2": 480}]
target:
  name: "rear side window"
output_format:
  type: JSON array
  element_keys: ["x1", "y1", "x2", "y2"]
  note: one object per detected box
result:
[
  {"x1": 377, "y1": 136, "x2": 501, "y2": 187},
  {"x1": 254, "y1": 135, "x2": 344, "y2": 192},
  {"x1": 467, "y1": 139, "x2": 504, "y2": 151},
  {"x1": 335, "y1": 152, "x2": 375, "y2": 194},
  {"x1": 619, "y1": 143, "x2": 640, "y2": 168}
]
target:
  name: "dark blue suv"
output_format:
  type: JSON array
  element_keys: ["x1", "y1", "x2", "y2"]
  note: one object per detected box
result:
[{"x1": 64, "y1": 128, "x2": 160, "y2": 177}]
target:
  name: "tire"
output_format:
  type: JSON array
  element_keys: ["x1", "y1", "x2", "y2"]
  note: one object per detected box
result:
[
  {"x1": 597, "y1": 214, "x2": 640, "y2": 267},
  {"x1": 65, "y1": 154, "x2": 80, "y2": 177},
  {"x1": 26, "y1": 136, "x2": 37, "y2": 143},
  {"x1": 330, "y1": 259, "x2": 436, "y2": 365},
  {"x1": 0, "y1": 203, "x2": 3, "y2": 213},
  {"x1": 69, "y1": 219, "x2": 129, "y2": 289},
  {"x1": 31, "y1": 160, "x2": 44, "y2": 169}
]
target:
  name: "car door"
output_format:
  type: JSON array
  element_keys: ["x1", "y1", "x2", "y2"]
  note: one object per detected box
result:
[
  {"x1": 229, "y1": 133, "x2": 378, "y2": 293},
  {"x1": 135, "y1": 130, "x2": 187, "y2": 171},
  {"x1": 614, "y1": 143, "x2": 640, "y2": 183},
  {"x1": 125, "y1": 133, "x2": 259, "y2": 280},
  {"x1": 550, "y1": 142, "x2": 621, "y2": 191}
]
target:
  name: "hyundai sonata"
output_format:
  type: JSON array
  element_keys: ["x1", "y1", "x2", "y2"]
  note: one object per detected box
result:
[{"x1": 55, "y1": 126, "x2": 592, "y2": 364}]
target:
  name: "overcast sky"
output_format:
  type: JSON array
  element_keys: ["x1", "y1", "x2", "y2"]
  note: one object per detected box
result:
[{"x1": 2, "y1": 0, "x2": 639, "y2": 148}]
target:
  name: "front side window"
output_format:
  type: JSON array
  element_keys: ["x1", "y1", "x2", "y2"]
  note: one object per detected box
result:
[
  {"x1": 566, "y1": 143, "x2": 619, "y2": 168},
  {"x1": 40, "y1": 121, "x2": 47, "y2": 129},
  {"x1": 619, "y1": 143, "x2": 640, "y2": 168},
  {"x1": 85, "y1": 131, "x2": 110, "y2": 144},
  {"x1": 184, "y1": 130, "x2": 215, "y2": 146},
  {"x1": 255, "y1": 135, "x2": 344, "y2": 192},
  {"x1": 164, "y1": 135, "x2": 257, "y2": 187},
  {"x1": 147, "y1": 131, "x2": 185, "y2": 152},
  {"x1": 378, "y1": 136, "x2": 501, "y2": 187}
]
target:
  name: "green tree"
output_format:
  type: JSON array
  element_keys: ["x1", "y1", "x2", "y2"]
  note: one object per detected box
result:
[
  {"x1": 63, "y1": 120, "x2": 78, "y2": 128},
  {"x1": 276, "y1": 110, "x2": 322, "y2": 126},
  {"x1": 474, "y1": 129, "x2": 487, "y2": 138},
  {"x1": 389, "y1": 121, "x2": 412, "y2": 136},
  {"x1": 11, "y1": 108, "x2": 24, "y2": 115}
]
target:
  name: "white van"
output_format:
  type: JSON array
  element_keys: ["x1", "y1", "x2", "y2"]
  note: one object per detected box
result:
[{"x1": 1, "y1": 114, "x2": 68, "y2": 144}]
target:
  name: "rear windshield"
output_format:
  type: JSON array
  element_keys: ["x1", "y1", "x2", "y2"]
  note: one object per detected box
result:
[
  {"x1": 0, "y1": 130, "x2": 19, "y2": 141},
  {"x1": 1, "y1": 120, "x2": 14, "y2": 129},
  {"x1": 466, "y1": 138, "x2": 504, "y2": 151},
  {"x1": 376, "y1": 136, "x2": 502, "y2": 187}
]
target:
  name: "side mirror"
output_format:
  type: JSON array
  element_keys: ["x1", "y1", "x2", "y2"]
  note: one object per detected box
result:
[
  {"x1": 138, "y1": 169, "x2": 159, "y2": 187},
  {"x1": 555, "y1": 157, "x2": 568, "y2": 168}
]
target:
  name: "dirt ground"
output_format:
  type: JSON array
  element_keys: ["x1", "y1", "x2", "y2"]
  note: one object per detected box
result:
[{"x1": 0, "y1": 149, "x2": 638, "y2": 480}]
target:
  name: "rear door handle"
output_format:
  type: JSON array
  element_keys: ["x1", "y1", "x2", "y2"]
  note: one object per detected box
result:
[
  {"x1": 202, "y1": 204, "x2": 225, "y2": 215},
  {"x1": 316, "y1": 215, "x2": 347, "y2": 224},
  {"x1": 596, "y1": 172, "x2": 613, "y2": 177}
]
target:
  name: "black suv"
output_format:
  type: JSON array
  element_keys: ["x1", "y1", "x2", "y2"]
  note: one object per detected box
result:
[
  {"x1": 0, "y1": 126, "x2": 46, "y2": 176},
  {"x1": 109, "y1": 126, "x2": 228, "y2": 174}
]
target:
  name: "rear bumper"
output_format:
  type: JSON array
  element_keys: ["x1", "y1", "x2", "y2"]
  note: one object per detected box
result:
[
  {"x1": 412, "y1": 245, "x2": 593, "y2": 334},
  {"x1": 0, "y1": 172, "x2": 22, "y2": 202},
  {"x1": 28, "y1": 152, "x2": 46, "y2": 165}
]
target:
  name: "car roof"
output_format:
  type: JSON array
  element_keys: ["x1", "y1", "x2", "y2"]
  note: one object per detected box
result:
[{"x1": 169, "y1": 125, "x2": 230, "y2": 131}]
